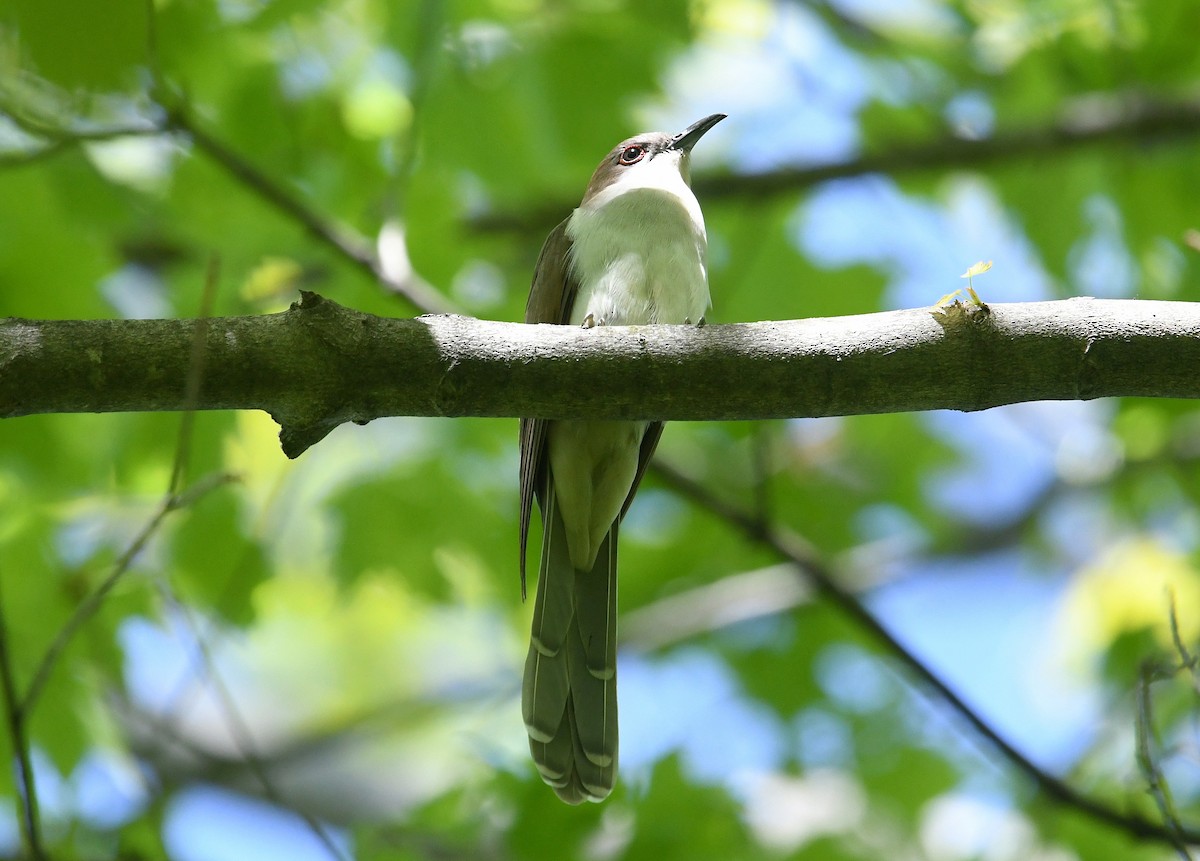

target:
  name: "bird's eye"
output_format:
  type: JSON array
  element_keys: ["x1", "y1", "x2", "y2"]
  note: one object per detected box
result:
[{"x1": 618, "y1": 145, "x2": 646, "y2": 165}]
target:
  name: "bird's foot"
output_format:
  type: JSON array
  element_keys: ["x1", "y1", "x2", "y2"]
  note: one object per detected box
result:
[{"x1": 582, "y1": 313, "x2": 596, "y2": 328}]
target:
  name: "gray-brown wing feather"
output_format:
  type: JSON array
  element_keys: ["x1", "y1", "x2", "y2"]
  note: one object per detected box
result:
[{"x1": 519, "y1": 218, "x2": 577, "y2": 596}]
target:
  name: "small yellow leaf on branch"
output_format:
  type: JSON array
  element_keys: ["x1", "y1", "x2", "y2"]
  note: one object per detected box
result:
[
  {"x1": 959, "y1": 260, "x2": 993, "y2": 307},
  {"x1": 961, "y1": 260, "x2": 993, "y2": 279}
]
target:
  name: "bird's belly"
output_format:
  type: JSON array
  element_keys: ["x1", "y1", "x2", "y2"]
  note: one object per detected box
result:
[
  {"x1": 571, "y1": 253, "x2": 708, "y2": 327},
  {"x1": 567, "y1": 208, "x2": 710, "y2": 327},
  {"x1": 548, "y1": 419, "x2": 648, "y2": 571}
]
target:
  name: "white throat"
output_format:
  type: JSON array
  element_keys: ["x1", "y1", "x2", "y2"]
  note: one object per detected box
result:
[{"x1": 565, "y1": 151, "x2": 711, "y2": 327}]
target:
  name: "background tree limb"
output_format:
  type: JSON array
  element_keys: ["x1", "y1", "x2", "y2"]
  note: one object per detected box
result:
[{"x1": 469, "y1": 91, "x2": 1200, "y2": 234}]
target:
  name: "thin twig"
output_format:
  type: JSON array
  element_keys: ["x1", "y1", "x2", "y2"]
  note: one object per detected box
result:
[
  {"x1": 158, "y1": 587, "x2": 350, "y2": 861},
  {"x1": 1168, "y1": 591, "x2": 1196, "y2": 671},
  {"x1": 22, "y1": 260, "x2": 229, "y2": 717},
  {"x1": 19, "y1": 473, "x2": 235, "y2": 719},
  {"x1": 1135, "y1": 662, "x2": 1193, "y2": 861},
  {"x1": 649, "y1": 457, "x2": 1200, "y2": 848},
  {"x1": 0, "y1": 569, "x2": 46, "y2": 860},
  {"x1": 0, "y1": 103, "x2": 160, "y2": 144}
]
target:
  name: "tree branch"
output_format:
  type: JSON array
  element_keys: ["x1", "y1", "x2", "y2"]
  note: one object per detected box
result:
[
  {"x1": 649, "y1": 459, "x2": 1200, "y2": 846},
  {"x1": 0, "y1": 570, "x2": 46, "y2": 861},
  {"x1": 5, "y1": 294, "x2": 1200, "y2": 456},
  {"x1": 470, "y1": 91, "x2": 1200, "y2": 234},
  {"x1": 0, "y1": 96, "x2": 454, "y2": 316}
]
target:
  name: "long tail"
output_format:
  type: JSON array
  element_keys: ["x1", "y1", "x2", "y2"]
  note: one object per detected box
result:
[{"x1": 522, "y1": 484, "x2": 618, "y2": 804}]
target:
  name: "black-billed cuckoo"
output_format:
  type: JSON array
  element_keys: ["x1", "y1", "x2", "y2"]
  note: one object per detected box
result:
[{"x1": 519, "y1": 113, "x2": 725, "y2": 803}]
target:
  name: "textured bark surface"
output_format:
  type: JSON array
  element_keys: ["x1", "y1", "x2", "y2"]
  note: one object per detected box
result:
[{"x1": 4, "y1": 293, "x2": 1200, "y2": 456}]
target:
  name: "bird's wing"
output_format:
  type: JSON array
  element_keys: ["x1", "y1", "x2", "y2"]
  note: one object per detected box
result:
[
  {"x1": 524, "y1": 217, "x2": 578, "y2": 325},
  {"x1": 620, "y1": 421, "x2": 664, "y2": 522},
  {"x1": 519, "y1": 217, "x2": 578, "y2": 597}
]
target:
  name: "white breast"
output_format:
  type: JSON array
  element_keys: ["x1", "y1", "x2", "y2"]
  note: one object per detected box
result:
[{"x1": 565, "y1": 152, "x2": 711, "y2": 327}]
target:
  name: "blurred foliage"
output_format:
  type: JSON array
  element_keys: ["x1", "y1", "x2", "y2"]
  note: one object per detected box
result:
[{"x1": 2, "y1": 0, "x2": 1200, "y2": 859}]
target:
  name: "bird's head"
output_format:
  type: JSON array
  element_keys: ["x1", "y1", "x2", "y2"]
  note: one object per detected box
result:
[{"x1": 580, "y1": 113, "x2": 725, "y2": 206}]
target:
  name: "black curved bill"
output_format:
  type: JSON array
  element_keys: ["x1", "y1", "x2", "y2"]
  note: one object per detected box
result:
[{"x1": 668, "y1": 113, "x2": 727, "y2": 152}]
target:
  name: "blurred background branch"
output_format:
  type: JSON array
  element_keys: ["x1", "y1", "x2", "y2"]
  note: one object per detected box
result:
[{"x1": 468, "y1": 91, "x2": 1200, "y2": 235}]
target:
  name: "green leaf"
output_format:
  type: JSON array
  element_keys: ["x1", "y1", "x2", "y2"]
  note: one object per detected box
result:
[{"x1": 7, "y1": 0, "x2": 145, "y2": 90}]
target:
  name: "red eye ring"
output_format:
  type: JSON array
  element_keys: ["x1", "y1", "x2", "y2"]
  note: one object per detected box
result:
[{"x1": 618, "y1": 144, "x2": 646, "y2": 165}]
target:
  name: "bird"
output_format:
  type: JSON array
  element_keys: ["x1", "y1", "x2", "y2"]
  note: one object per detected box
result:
[{"x1": 518, "y1": 113, "x2": 725, "y2": 803}]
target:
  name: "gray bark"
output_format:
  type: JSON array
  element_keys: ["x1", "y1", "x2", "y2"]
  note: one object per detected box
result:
[{"x1": 3, "y1": 292, "x2": 1199, "y2": 457}]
